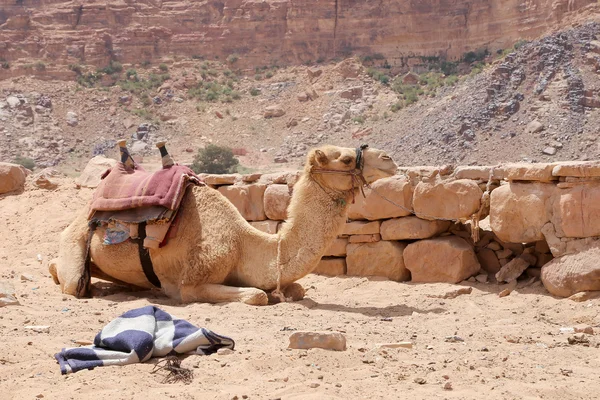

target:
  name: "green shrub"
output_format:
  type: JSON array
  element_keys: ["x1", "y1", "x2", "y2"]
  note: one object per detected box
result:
[
  {"x1": 1, "y1": 62, "x2": 9, "y2": 69},
  {"x1": 141, "y1": 60, "x2": 151, "y2": 68},
  {"x1": 12, "y1": 155, "x2": 35, "y2": 170},
  {"x1": 191, "y1": 144, "x2": 239, "y2": 174},
  {"x1": 34, "y1": 61, "x2": 46, "y2": 71},
  {"x1": 68, "y1": 64, "x2": 82, "y2": 74},
  {"x1": 254, "y1": 73, "x2": 263, "y2": 81},
  {"x1": 131, "y1": 108, "x2": 152, "y2": 119},
  {"x1": 126, "y1": 69, "x2": 138, "y2": 79},
  {"x1": 227, "y1": 54, "x2": 239, "y2": 64},
  {"x1": 390, "y1": 102, "x2": 403, "y2": 112},
  {"x1": 352, "y1": 116, "x2": 365, "y2": 124},
  {"x1": 159, "y1": 63, "x2": 168, "y2": 72},
  {"x1": 265, "y1": 71, "x2": 274, "y2": 79},
  {"x1": 445, "y1": 74, "x2": 459, "y2": 86}
]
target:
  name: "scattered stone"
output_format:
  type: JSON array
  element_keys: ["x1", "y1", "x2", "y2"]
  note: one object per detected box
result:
[
  {"x1": 574, "y1": 324, "x2": 594, "y2": 335},
  {"x1": 340, "y1": 86, "x2": 363, "y2": 100},
  {"x1": 288, "y1": 331, "x2": 347, "y2": 351},
  {"x1": 264, "y1": 105, "x2": 285, "y2": 118},
  {"x1": 402, "y1": 72, "x2": 420, "y2": 85},
  {"x1": 20, "y1": 274, "x2": 34, "y2": 282},
  {"x1": 542, "y1": 147, "x2": 557, "y2": 156},
  {"x1": 215, "y1": 111, "x2": 224, "y2": 119},
  {"x1": 414, "y1": 377, "x2": 426, "y2": 385},
  {"x1": 568, "y1": 291, "x2": 600, "y2": 302},
  {"x1": 445, "y1": 335, "x2": 464, "y2": 343},
  {"x1": 217, "y1": 348, "x2": 234, "y2": 355},
  {"x1": 443, "y1": 382, "x2": 453, "y2": 390},
  {"x1": 376, "y1": 342, "x2": 413, "y2": 349},
  {"x1": 6, "y1": 95, "x2": 21, "y2": 108},
  {"x1": 0, "y1": 281, "x2": 19, "y2": 307},
  {"x1": 475, "y1": 274, "x2": 488, "y2": 283},
  {"x1": 309, "y1": 382, "x2": 320, "y2": 388},
  {"x1": 499, "y1": 280, "x2": 518, "y2": 297},
  {"x1": 66, "y1": 111, "x2": 78, "y2": 126},
  {"x1": 526, "y1": 120, "x2": 544, "y2": 133},
  {"x1": 74, "y1": 339, "x2": 93, "y2": 346},
  {"x1": 568, "y1": 334, "x2": 589, "y2": 345},
  {"x1": 495, "y1": 255, "x2": 534, "y2": 283},
  {"x1": 25, "y1": 326, "x2": 50, "y2": 334},
  {"x1": 33, "y1": 168, "x2": 60, "y2": 190},
  {"x1": 428, "y1": 287, "x2": 472, "y2": 299}
]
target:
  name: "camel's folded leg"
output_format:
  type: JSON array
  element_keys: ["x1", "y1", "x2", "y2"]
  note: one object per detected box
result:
[
  {"x1": 179, "y1": 283, "x2": 268, "y2": 306},
  {"x1": 51, "y1": 209, "x2": 91, "y2": 297}
]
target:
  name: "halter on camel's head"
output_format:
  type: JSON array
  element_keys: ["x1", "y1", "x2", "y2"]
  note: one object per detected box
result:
[{"x1": 308, "y1": 144, "x2": 377, "y2": 204}]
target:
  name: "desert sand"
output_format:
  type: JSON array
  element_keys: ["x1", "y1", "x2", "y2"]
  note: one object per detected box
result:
[{"x1": 1, "y1": 179, "x2": 599, "y2": 400}]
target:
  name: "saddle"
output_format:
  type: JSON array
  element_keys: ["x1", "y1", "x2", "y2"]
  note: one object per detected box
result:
[{"x1": 80, "y1": 141, "x2": 203, "y2": 293}]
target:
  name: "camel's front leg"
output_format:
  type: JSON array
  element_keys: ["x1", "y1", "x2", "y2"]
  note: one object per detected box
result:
[{"x1": 179, "y1": 283, "x2": 268, "y2": 306}]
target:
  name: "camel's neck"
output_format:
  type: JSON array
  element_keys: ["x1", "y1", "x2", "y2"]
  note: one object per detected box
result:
[{"x1": 275, "y1": 176, "x2": 351, "y2": 286}]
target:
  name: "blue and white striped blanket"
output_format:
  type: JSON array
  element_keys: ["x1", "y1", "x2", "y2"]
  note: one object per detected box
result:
[{"x1": 55, "y1": 305, "x2": 235, "y2": 374}]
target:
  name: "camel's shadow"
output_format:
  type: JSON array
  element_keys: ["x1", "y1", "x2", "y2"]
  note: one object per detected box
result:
[{"x1": 295, "y1": 297, "x2": 446, "y2": 317}]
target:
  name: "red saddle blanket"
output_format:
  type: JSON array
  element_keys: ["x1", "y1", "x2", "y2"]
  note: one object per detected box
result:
[{"x1": 89, "y1": 163, "x2": 203, "y2": 219}]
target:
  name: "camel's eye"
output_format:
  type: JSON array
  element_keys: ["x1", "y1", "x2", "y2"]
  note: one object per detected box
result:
[
  {"x1": 381, "y1": 154, "x2": 391, "y2": 160},
  {"x1": 341, "y1": 157, "x2": 353, "y2": 165}
]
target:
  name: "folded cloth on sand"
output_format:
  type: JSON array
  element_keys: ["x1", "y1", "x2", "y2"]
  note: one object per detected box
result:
[
  {"x1": 55, "y1": 305, "x2": 235, "y2": 374},
  {"x1": 89, "y1": 164, "x2": 203, "y2": 219}
]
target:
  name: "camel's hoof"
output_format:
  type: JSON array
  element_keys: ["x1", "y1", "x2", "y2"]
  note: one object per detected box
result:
[
  {"x1": 243, "y1": 290, "x2": 268, "y2": 306},
  {"x1": 283, "y1": 282, "x2": 305, "y2": 301},
  {"x1": 49, "y1": 259, "x2": 60, "y2": 285}
]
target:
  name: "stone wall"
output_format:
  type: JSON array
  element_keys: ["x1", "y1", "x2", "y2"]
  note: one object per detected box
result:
[{"x1": 203, "y1": 160, "x2": 600, "y2": 298}]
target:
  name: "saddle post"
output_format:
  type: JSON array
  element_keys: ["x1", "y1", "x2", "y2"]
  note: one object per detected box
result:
[
  {"x1": 117, "y1": 139, "x2": 136, "y2": 169},
  {"x1": 156, "y1": 141, "x2": 175, "y2": 168}
]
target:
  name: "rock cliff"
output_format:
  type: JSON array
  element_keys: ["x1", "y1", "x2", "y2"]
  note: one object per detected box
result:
[{"x1": 0, "y1": 0, "x2": 594, "y2": 69}]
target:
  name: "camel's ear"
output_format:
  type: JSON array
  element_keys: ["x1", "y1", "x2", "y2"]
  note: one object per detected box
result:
[{"x1": 313, "y1": 149, "x2": 329, "y2": 166}]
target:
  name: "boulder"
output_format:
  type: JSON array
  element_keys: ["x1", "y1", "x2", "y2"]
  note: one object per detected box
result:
[
  {"x1": 340, "y1": 86, "x2": 363, "y2": 100},
  {"x1": 526, "y1": 120, "x2": 544, "y2": 133},
  {"x1": 380, "y1": 217, "x2": 450, "y2": 240},
  {"x1": 0, "y1": 162, "x2": 27, "y2": 194},
  {"x1": 347, "y1": 175, "x2": 413, "y2": 220},
  {"x1": 476, "y1": 248, "x2": 501, "y2": 274},
  {"x1": 264, "y1": 105, "x2": 285, "y2": 118},
  {"x1": 33, "y1": 168, "x2": 60, "y2": 190},
  {"x1": 0, "y1": 281, "x2": 19, "y2": 307},
  {"x1": 551, "y1": 183, "x2": 600, "y2": 238},
  {"x1": 249, "y1": 220, "x2": 279, "y2": 234},
  {"x1": 76, "y1": 156, "x2": 117, "y2": 189},
  {"x1": 490, "y1": 182, "x2": 555, "y2": 243},
  {"x1": 263, "y1": 184, "x2": 291, "y2": 221},
  {"x1": 313, "y1": 257, "x2": 346, "y2": 276},
  {"x1": 218, "y1": 184, "x2": 267, "y2": 221},
  {"x1": 6, "y1": 95, "x2": 21, "y2": 108},
  {"x1": 413, "y1": 179, "x2": 482, "y2": 220},
  {"x1": 66, "y1": 111, "x2": 78, "y2": 126},
  {"x1": 346, "y1": 241, "x2": 409, "y2": 281},
  {"x1": 404, "y1": 236, "x2": 480, "y2": 283},
  {"x1": 334, "y1": 58, "x2": 363, "y2": 79},
  {"x1": 402, "y1": 72, "x2": 419, "y2": 85},
  {"x1": 342, "y1": 221, "x2": 380, "y2": 235},
  {"x1": 324, "y1": 238, "x2": 348, "y2": 257},
  {"x1": 541, "y1": 243, "x2": 600, "y2": 297}
]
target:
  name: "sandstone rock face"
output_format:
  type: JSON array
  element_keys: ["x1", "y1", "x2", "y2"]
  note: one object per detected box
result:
[
  {"x1": 313, "y1": 257, "x2": 346, "y2": 276},
  {"x1": 0, "y1": 1, "x2": 591, "y2": 71},
  {"x1": 346, "y1": 241, "x2": 410, "y2": 281},
  {"x1": 380, "y1": 217, "x2": 450, "y2": 240},
  {"x1": 490, "y1": 182, "x2": 555, "y2": 243},
  {"x1": 404, "y1": 236, "x2": 480, "y2": 283},
  {"x1": 551, "y1": 184, "x2": 600, "y2": 238},
  {"x1": 347, "y1": 176, "x2": 413, "y2": 220},
  {"x1": 263, "y1": 184, "x2": 291, "y2": 221},
  {"x1": 413, "y1": 179, "x2": 482, "y2": 220},
  {"x1": 75, "y1": 156, "x2": 117, "y2": 189},
  {"x1": 0, "y1": 162, "x2": 27, "y2": 194},
  {"x1": 541, "y1": 244, "x2": 600, "y2": 297},
  {"x1": 218, "y1": 184, "x2": 267, "y2": 221}
]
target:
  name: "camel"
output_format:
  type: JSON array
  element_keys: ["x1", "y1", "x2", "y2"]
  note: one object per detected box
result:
[{"x1": 49, "y1": 145, "x2": 398, "y2": 305}]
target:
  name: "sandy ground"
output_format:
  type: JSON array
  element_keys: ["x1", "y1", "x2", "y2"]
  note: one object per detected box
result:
[{"x1": 1, "y1": 179, "x2": 600, "y2": 400}]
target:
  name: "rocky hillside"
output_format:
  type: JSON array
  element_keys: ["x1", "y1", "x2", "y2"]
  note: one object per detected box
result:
[
  {"x1": 1, "y1": 8, "x2": 600, "y2": 173},
  {"x1": 0, "y1": 0, "x2": 595, "y2": 77}
]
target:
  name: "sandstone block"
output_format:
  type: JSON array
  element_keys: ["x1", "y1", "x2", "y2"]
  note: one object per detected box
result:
[
  {"x1": 348, "y1": 234, "x2": 381, "y2": 243},
  {"x1": 551, "y1": 183, "x2": 600, "y2": 238},
  {"x1": 324, "y1": 238, "x2": 348, "y2": 257},
  {"x1": 526, "y1": 120, "x2": 544, "y2": 133},
  {"x1": 495, "y1": 256, "x2": 533, "y2": 283},
  {"x1": 313, "y1": 257, "x2": 346, "y2": 276},
  {"x1": 453, "y1": 166, "x2": 495, "y2": 180},
  {"x1": 476, "y1": 248, "x2": 502, "y2": 274},
  {"x1": 288, "y1": 331, "x2": 346, "y2": 351},
  {"x1": 0, "y1": 281, "x2": 19, "y2": 307},
  {"x1": 263, "y1": 184, "x2": 291, "y2": 221},
  {"x1": 202, "y1": 174, "x2": 239, "y2": 185},
  {"x1": 490, "y1": 182, "x2": 555, "y2": 243},
  {"x1": 346, "y1": 241, "x2": 409, "y2": 281},
  {"x1": 340, "y1": 86, "x2": 363, "y2": 100},
  {"x1": 413, "y1": 179, "x2": 482, "y2": 220},
  {"x1": 536, "y1": 253, "x2": 554, "y2": 268},
  {"x1": 552, "y1": 161, "x2": 600, "y2": 178},
  {"x1": 0, "y1": 162, "x2": 27, "y2": 194},
  {"x1": 249, "y1": 220, "x2": 279, "y2": 234},
  {"x1": 342, "y1": 221, "x2": 380, "y2": 235},
  {"x1": 404, "y1": 236, "x2": 480, "y2": 283},
  {"x1": 75, "y1": 156, "x2": 117, "y2": 189},
  {"x1": 33, "y1": 168, "x2": 60, "y2": 190},
  {"x1": 380, "y1": 217, "x2": 450, "y2": 240},
  {"x1": 541, "y1": 243, "x2": 600, "y2": 297},
  {"x1": 495, "y1": 163, "x2": 557, "y2": 182},
  {"x1": 347, "y1": 175, "x2": 413, "y2": 220},
  {"x1": 218, "y1": 184, "x2": 267, "y2": 221}
]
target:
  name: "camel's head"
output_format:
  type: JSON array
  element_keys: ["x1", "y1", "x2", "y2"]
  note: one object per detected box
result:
[{"x1": 306, "y1": 144, "x2": 398, "y2": 192}]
